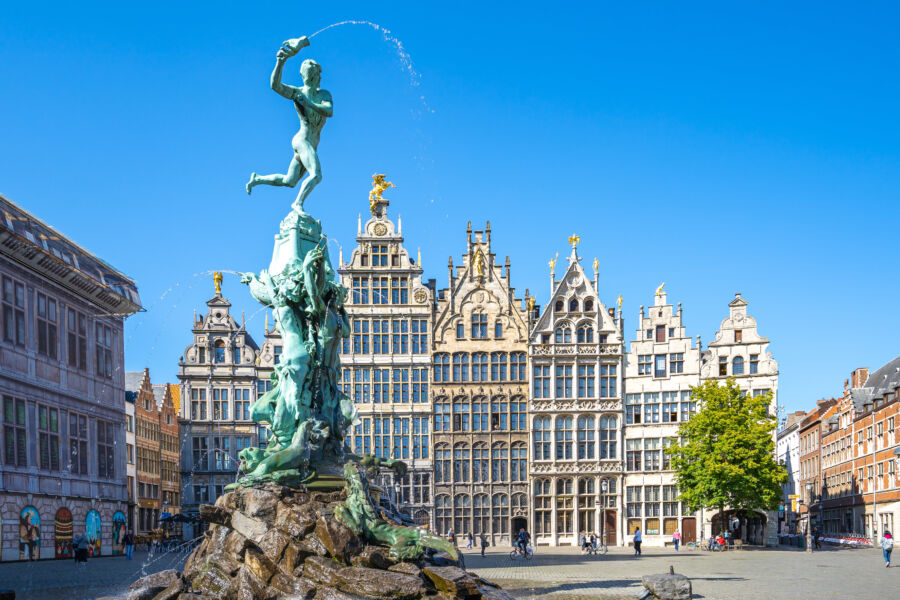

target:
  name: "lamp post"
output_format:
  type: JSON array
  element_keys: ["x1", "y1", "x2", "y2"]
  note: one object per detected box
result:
[
  {"x1": 600, "y1": 479, "x2": 608, "y2": 552},
  {"x1": 805, "y1": 481, "x2": 813, "y2": 553}
]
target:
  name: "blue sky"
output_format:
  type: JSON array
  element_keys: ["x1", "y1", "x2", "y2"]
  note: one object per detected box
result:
[{"x1": 2, "y1": 1, "x2": 898, "y2": 413}]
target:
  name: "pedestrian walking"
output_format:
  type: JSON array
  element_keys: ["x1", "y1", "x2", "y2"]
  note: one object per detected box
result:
[
  {"x1": 881, "y1": 530, "x2": 893, "y2": 567},
  {"x1": 75, "y1": 531, "x2": 89, "y2": 565},
  {"x1": 124, "y1": 530, "x2": 135, "y2": 560},
  {"x1": 480, "y1": 533, "x2": 489, "y2": 557},
  {"x1": 813, "y1": 527, "x2": 821, "y2": 549},
  {"x1": 673, "y1": 529, "x2": 681, "y2": 551},
  {"x1": 466, "y1": 532, "x2": 473, "y2": 549},
  {"x1": 633, "y1": 527, "x2": 642, "y2": 556}
]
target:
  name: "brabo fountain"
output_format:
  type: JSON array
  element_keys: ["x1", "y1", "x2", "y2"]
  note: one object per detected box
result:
[{"x1": 116, "y1": 33, "x2": 513, "y2": 600}]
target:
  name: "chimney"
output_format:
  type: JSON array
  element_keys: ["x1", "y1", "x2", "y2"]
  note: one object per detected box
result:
[{"x1": 851, "y1": 367, "x2": 869, "y2": 388}]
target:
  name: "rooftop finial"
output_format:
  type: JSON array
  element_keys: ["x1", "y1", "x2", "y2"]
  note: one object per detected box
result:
[
  {"x1": 368, "y1": 174, "x2": 394, "y2": 217},
  {"x1": 213, "y1": 271, "x2": 223, "y2": 295}
]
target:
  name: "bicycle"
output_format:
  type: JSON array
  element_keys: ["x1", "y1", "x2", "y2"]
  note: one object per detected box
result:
[{"x1": 509, "y1": 544, "x2": 534, "y2": 560}]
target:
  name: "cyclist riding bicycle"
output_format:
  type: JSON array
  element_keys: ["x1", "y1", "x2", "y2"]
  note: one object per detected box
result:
[{"x1": 515, "y1": 528, "x2": 531, "y2": 555}]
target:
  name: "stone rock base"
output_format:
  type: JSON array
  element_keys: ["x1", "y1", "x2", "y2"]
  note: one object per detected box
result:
[{"x1": 117, "y1": 483, "x2": 512, "y2": 600}]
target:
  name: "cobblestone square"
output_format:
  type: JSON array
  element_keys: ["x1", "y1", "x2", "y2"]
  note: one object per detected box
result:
[{"x1": 464, "y1": 544, "x2": 897, "y2": 599}]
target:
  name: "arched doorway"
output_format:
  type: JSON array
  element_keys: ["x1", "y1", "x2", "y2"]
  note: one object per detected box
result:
[
  {"x1": 19, "y1": 506, "x2": 40, "y2": 560},
  {"x1": 712, "y1": 510, "x2": 768, "y2": 545},
  {"x1": 85, "y1": 510, "x2": 102, "y2": 557},
  {"x1": 55, "y1": 508, "x2": 73, "y2": 559}
]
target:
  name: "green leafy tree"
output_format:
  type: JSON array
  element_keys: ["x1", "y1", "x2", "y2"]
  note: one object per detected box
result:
[{"x1": 668, "y1": 379, "x2": 786, "y2": 523}]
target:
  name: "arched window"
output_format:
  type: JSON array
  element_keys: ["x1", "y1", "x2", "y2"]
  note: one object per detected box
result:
[
  {"x1": 472, "y1": 352, "x2": 488, "y2": 382},
  {"x1": 434, "y1": 397, "x2": 450, "y2": 432},
  {"x1": 492, "y1": 494, "x2": 509, "y2": 536},
  {"x1": 491, "y1": 352, "x2": 508, "y2": 381},
  {"x1": 533, "y1": 416, "x2": 551, "y2": 460},
  {"x1": 414, "y1": 509, "x2": 430, "y2": 526},
  {"x1": 732, "y1": 356, "x2": 744, "y2": 375},
  {"x1": 512, "y1": 492, "x2": 528, "y2": 514},
  {"x1": 600, "y1": 415, "x2": 617, "y2": 459},
  {"x1": 452, "y1": 353, "x2": 469, "y2": 382},
  {"x1": 564, "y1": 328, "x2": 572, "y2": 343},
  {"x1": 577, "y1": 415, "x2": 595, "y2": 459},
  {"x1": 555, "y1": 416, "x2": 574, "y2": 460},
  {"x1": 472, "y1": 442, "x2": 489, "y2": 483},
  {"x1": 510, "y1": 352, "x2": 527, "y2": 381},
  {"x1": 599, "y1": 477, "x2": 618, "y2": 508},
  {"x1": 472, "y1": 396, "x2": 489, "y2": 431},
  {"x1": 435, "y1": 443, "x2": 451, "y2": 483},
  {"x1": 511, "y1": 442, "x2": 528, "y2": 481},
  {"x1": 453, "y1": 494, "x2": 471, "y2": 535},
  {"x1": 433, "y1": 353, "x2": 450, "y2": 382},
  {"x1": 577, "y1": 326, "x2": 594, "y2": 343},
  {"x1": 491, "y1": 397, "x2": 508, "y2": 431},
  {"x1": 555, "y1": 300, "x2": 563, "y2": 312},
  {"x1": 491, "y1": 442, "x2": 509, "y2": 482},
  {"x1": 214, "y1": 339, "x2": 226, "y2": 363},
  {"x1": 569, "y1": 298, "x2": 579, "y2": 312},
  {"x1": 584, "y1": 299, "x2": 594, "y2": 312},
  {"x1": 435, "y1": 495, "x2": 452, "y2": 536},
  {"x1": 452, "y1": 397, "x2": 470, "y2": 431},
  {"x1": 473, "y1": 493, "x2": 490, "y2": 534},
  {"x1": 534, "y1": 479, "x2": 552, "y2": 535},
  {"x1": 556, "y1": 478, "x2": 574, "y2": 537},
  {"x1": 555, "y1": 328, "x2": 563, "y2": 343},
  {"x1": 453, "y1": 443, "x2": 470, "y2": 482},
  {"x1": 577, "y1": 478, "x2": 595, "y2": 532}
]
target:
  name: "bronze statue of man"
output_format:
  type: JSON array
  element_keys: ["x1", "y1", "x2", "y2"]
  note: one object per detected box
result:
[{"x1": 246, "y1": 37, "x2": 333, "y2": 212}]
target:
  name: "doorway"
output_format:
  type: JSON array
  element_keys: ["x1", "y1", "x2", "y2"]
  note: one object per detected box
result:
[
  {"x1": 604, "y1": 511, "x2": 617, "y2": 546},
  {"x1": 512, "y1": 517, "x2": 527, "y2": 537},
  {"x1": 681, "y1": 518, "x2": 696, "y2": 543}
]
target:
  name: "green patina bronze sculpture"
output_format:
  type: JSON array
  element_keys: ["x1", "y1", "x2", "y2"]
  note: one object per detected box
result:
[
  {"x1": 229, "y1": 34, "x2": 443, "y2": 562},
  {"x1": 336, "y1": 462, "x2": 459, "y2": 561}
]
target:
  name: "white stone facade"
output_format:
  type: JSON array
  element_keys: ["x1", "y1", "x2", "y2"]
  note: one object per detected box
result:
[
  {"x1": 527, "y1": 244, "x2": 625, "y2": 547},
  {"x1": 337, "y1": 205, "x2": 435, "y2": 525},
  {"x1": 177, "y1": 288, "x2": 266, "y2": 539},
  {"x1": 623, "y1": 289, "x2": 702, "y2": 547}
]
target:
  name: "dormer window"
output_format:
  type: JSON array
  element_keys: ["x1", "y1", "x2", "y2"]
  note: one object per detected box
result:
[
  {"x1": 198, "y1": 347, "x2": 206, "y2": 364},
  {"x1": 584, "y1": 299, "x2": 593, "y2": 312},
  {"x1": 735, "y1": 329, "x2": 743, "y2": 343},
  {"x1": 234, "y1": 347, "x2": 241, "y2": 364},
  {"x1": 555, "y1": 300, "x2": 563, "y2": 312}
]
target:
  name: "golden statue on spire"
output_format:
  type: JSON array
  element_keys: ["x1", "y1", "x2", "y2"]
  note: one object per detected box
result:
[
  {"x1": 548, "y1": 252, "x2": 558, "y2": 271},
  {"x1": 213, "y1": 271, "x2": 223, "y2": 294},
  {"x1": 568, "y1": 233, "x2": 580, "y2": 249},
  {"x1": 655, "y1": 282, "x2": 666, "y2": 298},
  {"x1": 369, "y1": 173, "x2": 394, "y2": 216},
  {"x1": 617, "y1": 294, "x2": 623, "y2": 312},
  {"x1": 592, "y1": 257, "x2": 599, "y2": 272},
  {"x1": 526, "y1": 295, "x2": 536, "y2": 312}
]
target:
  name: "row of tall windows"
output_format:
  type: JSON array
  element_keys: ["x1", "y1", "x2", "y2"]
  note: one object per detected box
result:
[
  {"x1": 533, "y1": 363, "x2": 618, "y2": 398},
  {"x1": 625, "y1": 391, "x2": 696, "y2": 424},
  {"x1": 554, "y1": 298, "x2": 594, "y2": 313},
  {"x1": 433, "y1": 442, "x2": 527, "y2": 483},
  {"x1": 349, "y1": 416, "x2": 430, "y2": 460},
  {"x1": 434, "y1": 352, "x2": 527, "y2": 383},
  {"x1": 349, "y1": 276, "x2": 410, "y2": 304},
  {"x1": 625, "y1": 437, "x2": 676, "y2": 471},
  {"x1": 717, "y1": 354, "x2": 760, "y2": 376},
  {"x1": 341, "y1": 368, "x2": 429, "y2": 403},
  {"x1": 2, "y1": 275, "x2": 112, "y2": 375},
  {"x1": 625, "y1": 484, "x2": 685, "y2": 535},
  {"x1": 636, "y1": 353, "x2": 686, "y2": 377},
  {"x1": 433, "y1": 493, "x2": 527, "y2": 537},
  {"x1": 533, "y1": 477, "x2": 617, "y2": 536},
  {"x1": 532, "y1": 415, "x2": 618, "y2": 460},
  {"x1": 190, "y1": 435, "x2": 252, "y2": 471},
  {"x1": 453, "y1": 314, "x2": 505, "y2": 340},
  {"x1": 433, "y1": 397, "x2": 527, "y2": 432},
  {"x1": 190, "y1": 388, "x2": 254, "y2": 420},
  {"x1": 348, "y1": 319, "x2": 428, "y2": 354}
]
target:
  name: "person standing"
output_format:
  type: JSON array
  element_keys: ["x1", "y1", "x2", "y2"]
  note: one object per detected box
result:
[
  {"x1": 480, "y1": 533, "x2": 489, "y2": 557},
  {"x1": 633, "y1": 527, "x2": 642, "y2": 557},
  {"x1": 881, "y1": 530, "x2": 893, "y2": 567},
  {"x1": 466, "y1": 532, "x2": 473, "y2": 549},
  {"x1": 124, "y1": 530, "x2": 135, "y2": 560},
  {"x1": 813, "y1": 527, "x2": 821, "y2": 550},
  {"x1": 673, "y1": 529, "x2": 681, "y2": 551}
]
